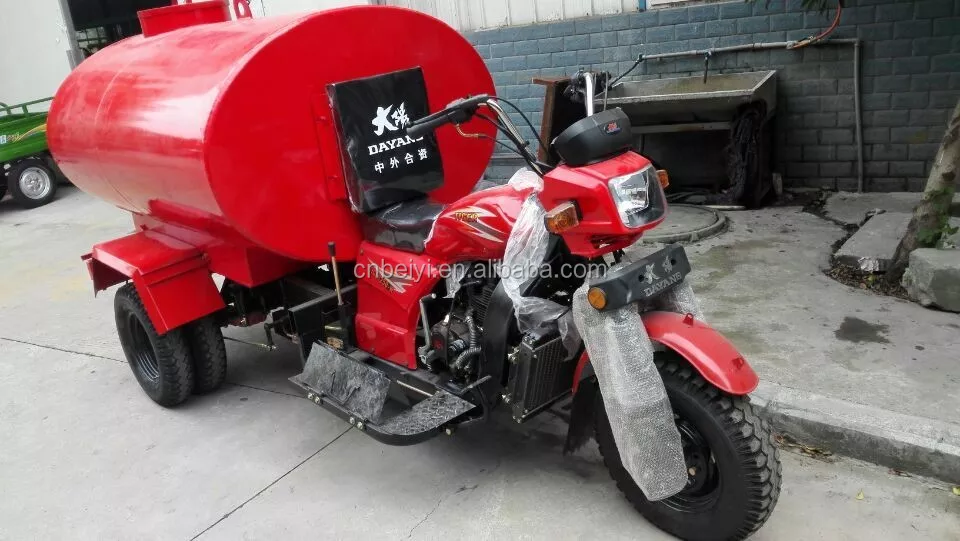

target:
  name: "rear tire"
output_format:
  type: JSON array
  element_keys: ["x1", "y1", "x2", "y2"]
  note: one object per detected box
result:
[
  {"x1": 115, "y1": 284, "x2": 194, "y2": 406},
  {"x1": 8, "y1": 158, "x2": 58, "y2": 208},
  {"x1": 184, "y1": 316, "x2": 227, "y2": 394},
  {"x1": 595, "y1": 354, "x2": 781, "y2": 541}
]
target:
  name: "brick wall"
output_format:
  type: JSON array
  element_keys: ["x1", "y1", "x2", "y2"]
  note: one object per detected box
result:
[{"x1": 465, "y1": 0, "x2": 960, "y2": 192}]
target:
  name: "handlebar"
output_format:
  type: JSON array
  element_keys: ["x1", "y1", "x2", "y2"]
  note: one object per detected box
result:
[
  {"x1": 407, "y1": 93, "x2": 546, "y2": 176},
  {"x1": 406, "y1": 112, "x2": 455, "y2": 139},
  {"x1": 405, "y1": 94, "x2": 491, "y2": 138}
]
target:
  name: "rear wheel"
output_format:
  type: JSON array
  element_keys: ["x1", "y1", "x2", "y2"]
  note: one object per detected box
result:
[
  {"x1": 184, "y1": 316, "x2": 227, "y2": 394},
  {"x1": 8, "y1": 158, "x2": 58, "y2": 208},
  {"x1": 595, "y1": 355, "x2": 781, "y2": 541},
  {"x1": 115, "y1": 284, "x2": 194, "y2": 406}
]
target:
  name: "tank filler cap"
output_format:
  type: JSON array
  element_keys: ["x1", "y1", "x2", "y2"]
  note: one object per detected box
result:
[{"x1": 138, "y1": 1, "x2": 234, "y2": 38}]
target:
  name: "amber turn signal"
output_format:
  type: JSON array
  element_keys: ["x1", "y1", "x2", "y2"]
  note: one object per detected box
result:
[
  {"x1": 544, "y1": 201, "x2": 580, "y2": 234},
  {"x1": 656, "y1": 169, "x2": 670, "y2": 189},
  {"x1": 587, "y1": 287, "x2": 607, "y2": 310}
]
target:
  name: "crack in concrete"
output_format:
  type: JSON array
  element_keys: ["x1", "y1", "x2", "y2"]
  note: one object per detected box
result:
[
  {"x1": 224, "y1": 381, "x2": 303, "y2": 399},
  {"x1": 403, "y1": 457, "x2": 501, "y2": 540},
  {"x1": 0, "y1": 336, "x2": 308, "y2": 400},
  {"x1": 403, "y1": 492, "x2": 447, "y2": 540},
  {"x1": 0, "y1": 336, "x2": 124, "y2": 363},
  {"x1": 189, "y1": 427, "x2": 351, "y2": 540}
]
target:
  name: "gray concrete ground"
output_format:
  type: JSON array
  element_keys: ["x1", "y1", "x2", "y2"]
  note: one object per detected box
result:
[{"x1": 2, "y1": 188, "x2": 960, "y2": 539}]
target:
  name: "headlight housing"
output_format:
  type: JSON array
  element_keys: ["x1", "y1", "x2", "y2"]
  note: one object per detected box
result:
[{"x1": 607, "y1": 166, "x2": 662, "y2": 229}]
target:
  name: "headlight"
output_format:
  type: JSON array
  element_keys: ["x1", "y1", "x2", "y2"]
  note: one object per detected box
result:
[{"x1": 608, "y1": 166, "x2": 657, "y2": 228}]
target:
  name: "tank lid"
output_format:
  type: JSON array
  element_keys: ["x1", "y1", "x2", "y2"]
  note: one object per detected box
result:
[{"x1": 138, "y1": 1, "x2": 231, "y2": 38}]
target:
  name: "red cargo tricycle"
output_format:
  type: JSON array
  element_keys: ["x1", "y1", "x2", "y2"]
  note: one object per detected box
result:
[{"x1": 49, "y1": 5, "x2": 779, "y2": 540}]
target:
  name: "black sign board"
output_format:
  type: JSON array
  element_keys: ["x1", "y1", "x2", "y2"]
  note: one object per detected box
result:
[
  {"x1": 328, "y1": 68, "x2": 444, "y2": 212},
  {"x1": 69, "y1": 0, "x2": 169, "y2": 31}
]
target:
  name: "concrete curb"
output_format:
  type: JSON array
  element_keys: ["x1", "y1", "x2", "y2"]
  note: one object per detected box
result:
[{"x1": 751, "y1": 381, "x2": 960, "y2": 484}]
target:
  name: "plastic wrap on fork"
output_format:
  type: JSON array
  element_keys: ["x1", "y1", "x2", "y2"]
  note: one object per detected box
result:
[{"x1": 572, "y1": 283, "x2": 687, "y2": 500}]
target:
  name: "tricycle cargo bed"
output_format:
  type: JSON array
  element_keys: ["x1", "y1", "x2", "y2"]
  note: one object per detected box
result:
[{"x1": 0, "y1": 98, "x2": 52, "y2": 164}]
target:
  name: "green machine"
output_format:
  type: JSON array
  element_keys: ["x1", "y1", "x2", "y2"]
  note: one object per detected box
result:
[{"x1": 1, "y1": 98, "x2": 61, "y2": 208}]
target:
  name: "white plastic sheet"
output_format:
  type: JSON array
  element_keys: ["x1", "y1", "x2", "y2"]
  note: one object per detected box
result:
[
  {"x1": 572, "y1": 282, "x2": 687, "y2": 501},
  {"x1": 500, "y1": 169, "x2": 569, "y2": 333}
]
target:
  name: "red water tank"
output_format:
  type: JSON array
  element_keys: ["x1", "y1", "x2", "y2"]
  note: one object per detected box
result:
[{"x1": 49, "y1": 5, "x2": 495, "y2": 262}]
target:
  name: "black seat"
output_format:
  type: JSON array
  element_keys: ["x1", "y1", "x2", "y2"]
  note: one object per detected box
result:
[{"x1": 361, "y1": 198, "x2": 446, "y2": 253}]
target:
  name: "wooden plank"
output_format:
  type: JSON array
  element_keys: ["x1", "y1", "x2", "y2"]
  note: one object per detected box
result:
[
  {"x1": 508, "y1": 0, "x2": 538, "y2": 25},
  {"x1": 594, "y1": 0, "x2": 623, "y2": 15},
  {"x1": 456, "y1": 0, "x2": 484, "y2": 30},
  {"x1": 562, "y1": 0, "x2": 593, "y2": 18},
  {"x1": 433, "y1": 0, "x2": 462, "y2": 28},
  {"x1": 537, "y1": 80, "x2": 559, "y2": 161},
  {"x1": 483, "y1": 0, "x2": 511, "y2": 27},
  {"x1": 536, "y1": 0, "x2": 565, "y2": 21},
  {"x1": 631, "y1": 122, "x2": 732, "y2": 134}
]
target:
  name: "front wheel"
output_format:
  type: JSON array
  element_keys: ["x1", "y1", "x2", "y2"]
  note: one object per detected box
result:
[{"x1": 595, "y1": 354, "x2": 781, "y2": 541}]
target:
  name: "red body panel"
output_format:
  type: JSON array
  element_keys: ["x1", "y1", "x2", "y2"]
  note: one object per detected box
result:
[
  {"x1": 539, "y1": 152, "x2": 662, "y2": 258},
  {"x1": 425, "y1": 185, "x2": 530, "y2": 261},
  {"x1": 132, "y1": 214, "x2": 307, "y2": 287},
  {"x1": 573, "y1": 311, "x2": 759, "y2": 396},
  {"x1": 49, "y1": 6, "x2": 495, "y2": 264},
  {"x1": 354, "y1": 242, "x2": 444, "y2": 368},
  {"x1": 84, "y1": 230, "x2": 226, "y2": 334},
  {"x1": 355, "y1": 185, "x2": 529, "y2": 368}
]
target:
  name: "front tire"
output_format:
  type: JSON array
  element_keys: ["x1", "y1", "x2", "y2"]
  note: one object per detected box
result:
[
  {"x1": 8, "y1": 158, "x2": 58, "y2": 208},
  {"x1": 595, "y1": 355, "x2": 781, "y2": 541},
  {"x1": 115, "y1": 284, "x2": 195, "y2": 406}
]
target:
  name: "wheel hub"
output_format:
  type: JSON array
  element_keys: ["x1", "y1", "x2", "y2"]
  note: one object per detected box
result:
[
  {"x1": 19, "y1": 167, "x2": 52, "y2": 199},
  {"x1": 661, "y1": 416, "x2": 722, "y2": 512}
]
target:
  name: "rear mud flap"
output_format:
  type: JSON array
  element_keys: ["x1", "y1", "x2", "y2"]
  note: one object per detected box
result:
[{"x1": 291, "y1": 343, "x2": 476, "y2": 445}]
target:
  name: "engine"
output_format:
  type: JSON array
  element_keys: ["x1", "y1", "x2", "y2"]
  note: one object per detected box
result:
[{"x1": 422, "y1": 269, "x2": 499, "y2": 379}]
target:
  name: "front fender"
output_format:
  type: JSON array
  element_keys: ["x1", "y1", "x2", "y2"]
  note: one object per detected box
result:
[
  {"x1": 573, "y1": 311, "x2": 758, "y2": 396},
  {"x1": 564, "y1": 311, "x2": 758, "y2": 454}
]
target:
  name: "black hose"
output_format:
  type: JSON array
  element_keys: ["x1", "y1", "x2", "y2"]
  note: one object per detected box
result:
[
  {"x1": 466, "y1": 308, "x2": 478, "y2": 349},
  {"x1": 452, "y1": 308, "x2": 481, "y2": 373},
  {"x1": 607, "y1": 54, "x2": 644, "y2": 90},
  {"x1": 453, "y1": 347, "x2": 481, "y2": 373}
]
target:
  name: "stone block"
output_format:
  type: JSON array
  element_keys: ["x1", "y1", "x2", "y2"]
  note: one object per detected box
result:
[
  {"x1": 836, "y1": 212, "x2": 913, "y2": 271},
  {"x1": 902, "y1": 247, "x2": 960, "y2": 312}
]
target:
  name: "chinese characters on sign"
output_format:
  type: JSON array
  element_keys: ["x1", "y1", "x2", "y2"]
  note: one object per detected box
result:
[
  {"x1": 370, "y1": 101, "x2": 431, "y2": 175},
  {"x1": 372, "y1": 102, "x2": 411, "y2": 136}
]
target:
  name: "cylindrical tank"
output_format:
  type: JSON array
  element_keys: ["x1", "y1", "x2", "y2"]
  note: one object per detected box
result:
[{"x1": 49, "y1": 4, "x2": 495, "y2": 262}]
